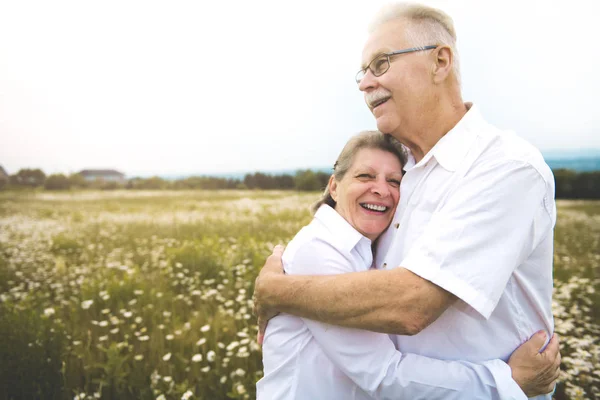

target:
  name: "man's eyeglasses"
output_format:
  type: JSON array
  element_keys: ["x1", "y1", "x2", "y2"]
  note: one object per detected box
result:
[{"x1": 355, "y1": 45, "x2": 438, "y2": 84}]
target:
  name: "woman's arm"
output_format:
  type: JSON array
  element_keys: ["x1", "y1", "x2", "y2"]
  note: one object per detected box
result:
[
  {"x1": 284, "y1": 239, "x2": 559, "y2": 399},
  {"x1": 304, "y1": 316, "x2": 558, "y2": 399}
]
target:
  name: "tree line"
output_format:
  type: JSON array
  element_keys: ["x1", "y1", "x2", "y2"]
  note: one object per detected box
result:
[
  {"x1": 0, "y1": 169, "x2": 332, "y2": 192},
  {"x1": 2, "y1": 168, "x2": 599, "y2": 199}
]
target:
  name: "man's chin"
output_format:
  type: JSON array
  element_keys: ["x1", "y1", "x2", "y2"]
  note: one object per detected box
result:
[{"x1": 375, "y1": 117, "x2": 398, "y2": 135}]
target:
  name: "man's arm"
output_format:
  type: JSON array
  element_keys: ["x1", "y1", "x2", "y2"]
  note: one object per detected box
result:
[
  {"x1": 262, "y1": 239, "x2": 560, "y2": 399},
  {"x1": 254, "y1": 249, "x2": 454, "y2": 337},
  {"x1": 255, "y1": 160, "x2": 550, "y2": 338}
]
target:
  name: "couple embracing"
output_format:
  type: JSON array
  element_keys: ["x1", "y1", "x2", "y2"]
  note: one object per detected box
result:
[{"x1": 253, "y1": 3, "x2": 560, "y2": 399}]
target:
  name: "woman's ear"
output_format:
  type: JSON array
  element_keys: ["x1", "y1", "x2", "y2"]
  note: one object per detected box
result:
[{"x1": 329, "y1": 175, "x2": 338, "y2": 202}]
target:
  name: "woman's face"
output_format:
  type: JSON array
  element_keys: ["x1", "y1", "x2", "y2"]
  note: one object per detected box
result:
[{"x1": 330, "y1": 147, "x2": 403, "y2": 241}]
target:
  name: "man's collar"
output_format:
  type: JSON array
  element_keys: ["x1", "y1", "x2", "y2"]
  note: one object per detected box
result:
[
  {"x1": 408, "y1": 102, "x2": 482, "y2": 172},
  {"x1": 314, "y1": 204, "x2": 371, "y2": 253}
]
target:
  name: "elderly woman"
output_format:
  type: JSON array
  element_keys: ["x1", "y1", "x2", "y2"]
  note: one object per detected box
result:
[{"x1": 256, "y1": 131, "x2": 556, "y2": 400}]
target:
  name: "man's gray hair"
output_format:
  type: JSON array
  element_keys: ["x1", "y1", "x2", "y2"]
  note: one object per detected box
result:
[{"x1": 369, "y1": 3, "x2": 461, "y2": 85}]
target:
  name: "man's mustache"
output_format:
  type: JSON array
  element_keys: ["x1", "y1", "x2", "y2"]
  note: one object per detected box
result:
[{"x1": 365, "y1": 90, "x2": 392, "y2": 108}]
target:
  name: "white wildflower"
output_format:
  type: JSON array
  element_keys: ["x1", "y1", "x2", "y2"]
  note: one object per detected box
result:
[
  {"x1": 226, "y1": 341, "x2": 240, "y2": 351},
  {"x1": 81, "y1": 300, "x2": 94, "y2": 310},
  {"x1": 207, "y1": 350, "x2": 216, "y2": 362}
]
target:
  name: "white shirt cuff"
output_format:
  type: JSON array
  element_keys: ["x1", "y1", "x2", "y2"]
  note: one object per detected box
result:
[{"x1": 482, "y1": 359, "x2": 527, "y2": 400}]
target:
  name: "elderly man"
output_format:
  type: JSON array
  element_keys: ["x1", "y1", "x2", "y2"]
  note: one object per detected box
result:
[{"x1": 254, "y1": 3, "x2": 559, "y2": 399}]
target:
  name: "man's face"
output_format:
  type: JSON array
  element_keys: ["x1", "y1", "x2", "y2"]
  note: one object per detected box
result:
[{"x1": 358, "y1": 20, "x2": 432, "y2": 136}]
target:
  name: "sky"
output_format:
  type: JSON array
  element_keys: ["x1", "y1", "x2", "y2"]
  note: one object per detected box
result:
[{"x1": 0, "y1": 0, "x2": 598, "y2": 176}]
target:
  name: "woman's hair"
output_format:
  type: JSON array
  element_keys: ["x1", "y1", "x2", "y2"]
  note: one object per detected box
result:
[{"x1": 311, "y1": 131, "x2": 406, "y2": 214}]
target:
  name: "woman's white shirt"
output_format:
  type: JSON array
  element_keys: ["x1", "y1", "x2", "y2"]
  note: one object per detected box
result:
[{"x1": 257, "y1": 205, "x2": 526, "y2": 400}]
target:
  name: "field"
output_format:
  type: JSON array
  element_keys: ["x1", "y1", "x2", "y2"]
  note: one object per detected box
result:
[{"x1": 0, "y1": 190, "x2": 598, "y2": 400}]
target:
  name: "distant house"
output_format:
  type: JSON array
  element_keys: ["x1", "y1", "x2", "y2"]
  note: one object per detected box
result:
[
  {"x1": 0, "y1": 165, "x2": 8, "y2": 186},
  {"x1": 79, "y1": 169, "x2": 126, "y2": 184}
]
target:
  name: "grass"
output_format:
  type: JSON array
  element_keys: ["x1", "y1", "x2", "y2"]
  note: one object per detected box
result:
[{"x1": 0, "y1": 191, "x2": 598, "y2": 400}]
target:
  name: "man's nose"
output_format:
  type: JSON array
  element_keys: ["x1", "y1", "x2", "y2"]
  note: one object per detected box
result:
[{"x1": 358, "y1": 69, "x2": 378, "y2": 92}]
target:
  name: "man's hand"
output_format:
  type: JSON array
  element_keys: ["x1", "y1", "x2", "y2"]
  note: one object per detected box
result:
[
  {"x1": 508, "y1": 331, "x2": 561, "y2": 397},
  {"x1": 253, "y1": 245, "x2": 285, "y2": 345}
]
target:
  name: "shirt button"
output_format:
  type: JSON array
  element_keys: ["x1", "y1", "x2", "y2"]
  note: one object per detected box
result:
[{"x1": 394, "y1": 223, "x2": 399, "y2": 229}]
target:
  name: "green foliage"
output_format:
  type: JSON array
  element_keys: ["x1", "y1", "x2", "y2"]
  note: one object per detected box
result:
[
  {"x1": 172, "y1": 176, "x2": 240, "y2": 190},
  {"x1": 555, "y1": 169, "x2": 600, "y2": 199},
  {"x1": 10, "y1": 168, "x2": 46, "y2": 187},
  {"x1": 51, "y1": 233, "x2": 83, "y2": 255},
  {"x1": 6, "y1": 165, "x2": 600, "y2": 198},
  {"x1": 1, "y1": 191, "x2": 599, "y2": 400},
  {"x1": 45, "y1": 174, "x2": 71, "y2": 190},
  {"x1": 92, "y1": 343, "x2": 132, "y2": 398},
  {"x1": 69, "y1": 173, "x2": 89, "y2": 189},
  {"x1": 128, "y1": 176, "x2": 169, "y2": 190},
  {"x1": 168, "y1": 240, "x2": 225, "y2": 281},
  {"x1": 0, "y1": 304, "x2": 66, "y2": 400},
  {"x1": 243, "y1": 173, "x2": 294, "y2": 190},
  {"x1": 294, "y1": 169, "x2": 329, "y2": 191}
]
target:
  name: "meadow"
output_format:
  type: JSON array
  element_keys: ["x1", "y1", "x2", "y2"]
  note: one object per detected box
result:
[{"x1": 0, "y1": 190, "x2": 598, "y2": 400}]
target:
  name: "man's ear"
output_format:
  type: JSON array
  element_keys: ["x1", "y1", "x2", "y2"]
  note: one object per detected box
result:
[
  {"x1": 329, "y1": 175, "x2": 339, "y2": 202},
  {"x1": 432, "y1": 45, "x2": 453, "y2": 84}
]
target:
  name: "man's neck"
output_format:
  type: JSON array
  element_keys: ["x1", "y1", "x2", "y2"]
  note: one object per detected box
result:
[{"x1": 398, "y1": 99, "x2": 468, "y2": 163}]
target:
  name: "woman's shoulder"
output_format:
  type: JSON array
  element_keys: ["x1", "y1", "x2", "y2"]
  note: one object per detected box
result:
[
  {"x1": 283, "y1": 219, "x2": 353, "y2": 276},
  {"x1": 284, "y1": 220, "x2": 338, "y2": 259}
]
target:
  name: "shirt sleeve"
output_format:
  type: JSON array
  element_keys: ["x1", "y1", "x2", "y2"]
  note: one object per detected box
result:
[
  {"x1": 289, "y1": 238, "x2": 527, "y2": 400},
  {"x1": 400, "y1": 159, "x2": 552, "y2": 318}
]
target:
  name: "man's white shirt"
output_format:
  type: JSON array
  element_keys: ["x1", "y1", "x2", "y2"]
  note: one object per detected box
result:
[
  {"x1": 376, "y1": 103, "x2": 556, "y2": 400},
  {"x1": 258, "y1": 203, "x2": 529, "y2": 400}
]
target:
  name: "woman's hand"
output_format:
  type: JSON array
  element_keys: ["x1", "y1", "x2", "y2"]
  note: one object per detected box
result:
[{"x1": 508, "y1": 331, "x2": 561, "y2": 397}]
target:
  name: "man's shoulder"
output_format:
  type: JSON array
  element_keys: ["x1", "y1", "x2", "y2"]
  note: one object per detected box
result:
[{"x1": 476, "y1": 128, "x2": 553, "y2": 185}]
